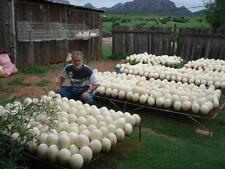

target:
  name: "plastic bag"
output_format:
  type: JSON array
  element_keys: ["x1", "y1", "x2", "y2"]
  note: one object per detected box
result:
[{"x1": 0, "y1": 53, "x2": 18, "y2": 77}]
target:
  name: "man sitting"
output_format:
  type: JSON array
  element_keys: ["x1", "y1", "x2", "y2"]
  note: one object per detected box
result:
[{"x1": 55, "y1": 51, "x2": 100, "y2": 104}]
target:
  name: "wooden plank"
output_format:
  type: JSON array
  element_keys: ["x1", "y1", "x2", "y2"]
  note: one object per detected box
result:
[{"x1": 33, "y1": 42, "x2": 41, "y2": 65}]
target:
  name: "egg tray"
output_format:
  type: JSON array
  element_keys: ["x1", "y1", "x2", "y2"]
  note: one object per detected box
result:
[{"x1": 95, "y1": 94, "x2": 225, "y2": 120}]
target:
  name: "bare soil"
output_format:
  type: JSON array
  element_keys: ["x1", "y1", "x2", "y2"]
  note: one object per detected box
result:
[{"x1": 0, "y1": 60, "x2": 120, "y2": 102}]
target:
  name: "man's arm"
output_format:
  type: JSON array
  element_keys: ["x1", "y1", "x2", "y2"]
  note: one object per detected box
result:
[
  {"x1": 55, "y1": 76, "x2": 65, "y2": 92},
  {"x1": 87, "y1": 83, "x2": 100, "y2": 93}
]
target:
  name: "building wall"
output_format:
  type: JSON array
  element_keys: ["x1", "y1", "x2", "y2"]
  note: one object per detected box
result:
[{"x1": 0, "y1": 0, "x2": 103, "y2": 66}]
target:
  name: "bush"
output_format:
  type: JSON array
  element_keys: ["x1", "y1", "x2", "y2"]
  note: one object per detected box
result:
[{"x1": 172, "y1": 17, "x2": 188, "y2": 23}]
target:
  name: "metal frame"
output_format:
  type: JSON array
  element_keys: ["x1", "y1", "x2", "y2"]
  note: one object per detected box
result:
[{"x1": 95, "y1": 94, "x2": 225, "y2": 133}]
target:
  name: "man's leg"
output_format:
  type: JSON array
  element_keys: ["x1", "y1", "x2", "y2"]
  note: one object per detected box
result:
[
  {"x1": 81, "y1": 92, "x2": 95, "y2": 105},
  {"x1": 58, "y1": 86, "x2": 73, "y2": 99}
]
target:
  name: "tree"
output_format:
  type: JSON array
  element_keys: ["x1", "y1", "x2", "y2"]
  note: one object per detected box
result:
[{"x1": 205, "y1": 0, "x2": 225, "y2": 27}]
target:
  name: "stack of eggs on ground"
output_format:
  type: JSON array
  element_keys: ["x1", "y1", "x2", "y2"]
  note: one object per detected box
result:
[
  {"x1": 125, "y1": 52, "x2": 183, "y2": 67},
  {"x1": 96, "y1": 71, "x2": 221, "y2": 115},
  {"x1": 184, "y1": 58, "x2": 225, "y2": 72},
  {"x1": 0, "y1": 91, "x2": 141, "y2": 169},
  {"x1": 119, "y1": 63, "x2": 225, "y2": 88}
]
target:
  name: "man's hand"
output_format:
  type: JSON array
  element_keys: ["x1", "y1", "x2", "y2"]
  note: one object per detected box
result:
[
  {"x1": 55, "y1": 85, "x2": 61, "y2": 93},
  {"x1": 55, "y1": 76, "x2": 65, "y2": 93},
  {"x1": 81, "y1": 91, "x2": 91, "y2": 101}
]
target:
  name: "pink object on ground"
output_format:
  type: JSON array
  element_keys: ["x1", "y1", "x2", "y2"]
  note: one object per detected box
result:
[{"x1": 0, "y1": 53, "x2": 18, "y2": 77}]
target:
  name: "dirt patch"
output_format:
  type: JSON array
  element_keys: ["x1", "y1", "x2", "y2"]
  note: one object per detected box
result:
[
  {"x1": 0, "y1": 60, "x2": 121, "y2": 102},
  {"x1": 102, "y1": 37, "x2": 112, "y2": 43}
]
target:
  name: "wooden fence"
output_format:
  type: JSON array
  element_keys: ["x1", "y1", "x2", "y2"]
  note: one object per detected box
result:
[
  {"x1": 177, "y1": 28, "x2": 225, "y2": 61},
  {"x1": 112, "y1": 27, "x2": 174, "y2": 56},
  {"x1": 112, "y1": 26, "x2": 225, "y2": 61}
]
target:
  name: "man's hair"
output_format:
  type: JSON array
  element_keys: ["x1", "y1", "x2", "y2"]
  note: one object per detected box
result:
[{"x1": 71, "y1": 51, "x2": 84, "y2": 60}]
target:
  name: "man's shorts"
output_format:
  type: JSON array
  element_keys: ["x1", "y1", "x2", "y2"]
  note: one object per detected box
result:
[{"x1": 58, "y1": 86, "x2": 95, "y2": 105}]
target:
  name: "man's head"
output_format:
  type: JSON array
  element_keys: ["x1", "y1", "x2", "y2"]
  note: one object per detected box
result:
[{"x1": 71, "y1": 51, "x2": 84, "y2": 69}]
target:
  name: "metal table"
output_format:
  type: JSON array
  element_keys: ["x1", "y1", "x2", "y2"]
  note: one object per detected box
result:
[{"x1": 95, "y1": 94, "x2": 225, "y2": 136}]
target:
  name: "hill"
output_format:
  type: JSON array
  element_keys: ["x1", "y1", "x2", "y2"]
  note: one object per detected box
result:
[{"x1": 96, "y1": 0, "x2": 191, "y2": 15}]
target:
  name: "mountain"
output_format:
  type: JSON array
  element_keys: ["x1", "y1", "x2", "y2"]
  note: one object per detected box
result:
[
  {"x1": 192, "y1": 9, "x2": 206, "y2": 16},
  {"x1": 84, "y1": 3, "x2": 96, "y2": 9},
  {"x1": 101, "y1": 0, "x2": 191, "y2": 15},
  {"x1": 47, "y1": 0, "x2": 70, "y2": 5}
]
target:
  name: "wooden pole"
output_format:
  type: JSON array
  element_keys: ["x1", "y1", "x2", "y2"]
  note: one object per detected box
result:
[{"x1": 11, "y1": 0, "x2": 17, "y2": 64}]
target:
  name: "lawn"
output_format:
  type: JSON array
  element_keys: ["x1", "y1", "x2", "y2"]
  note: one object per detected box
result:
[
  {"x1": 103, "y1": 12, "x2": 209, "y2": 36},
  {"x1": 87, "y1": 98, "x2": 225, "y2": 169}
]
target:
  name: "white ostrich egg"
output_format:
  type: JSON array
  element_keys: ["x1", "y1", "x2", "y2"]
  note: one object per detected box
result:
[
  {"x1": 47, "y1": 144, "x2": 59, "y2": 162},
  {"x1": 101, "y1": 138, "x2": 111, "y2": 152},
  {"x1": 77, "y1": 134, "x2": 89, "y2": 148},
  {"x1": 98, "y1": 87, "x2": 105, "y2": 95},
  {"x1": 115, "y1": 118, "x2": 126, "y2": 129},
  {"x1": 115, "y1": 128, "x2": 125, "y2": 141},
  {"x1": 27, "y1": 140, "x2": 38, "y2": 153},
  {"x1": 37, "y1": 143, "x2": 48, "y2": 159},
  {"x1": 174, "y1": 101, "x2": 182, "y2": 111},
  {"x1": 192, "y1": 103, "x2": 200, "y2": 113},
  {"x1": 107, "y1": 124, "x2": 117, "y2": 133},
  {"x1": 58, "y1": 148, "x2": 71, "y2": 164},
  {"x1": 124, "y1": 123, "x2": 133, "y2": 135},
  {"x1": 118, "y1": 90, "x2": 126, "y2": 99},
  {"x1": 164, "y1": 98, "x2": 172, "y2": 108},
  {"x1": 90, "y1": 129, "x2": 103, "y2": 141},
  {"x1": 70, "y1": 154, "x2": 83, "y2": 169},
  {"x1": 97, "y1": 121, "x2": 107, "y2": 128},
  {"x1": 111, "y1": 88, "x2": 118, "y2": 98},
  {"x1": 69, "y1": 144, "x2": 79, "y2": 155},
  {"x1": 139, "y1": 95, "x2": 147, "y2": 104},
  {"x1": 77, "y1": 117, "x2": 87, "y2": 126},
  {"x1": 147, "y1": 97, "x2": 155, "y2": 106},
  {"x1": 200, "y1": 105, "x2": 210, "y2": 115},
  {"x1": 156, "y1": 97, "x2": 164, "y2": 107},
  {"x1": 46, "y1": 133, "x2": 59, "y2": 146},
  {"x1": 100, "y1": 126, "x2": 109, "y2": 137},
  {"x1": 79, "y1": 146, "x2": 93, "y2": 162},
  {"x1": 80, "y1": 130, "x2": 90, "y2": 138},
  {"x1": 108, "y1": 133, "x2": 117, "y2": 145},
  {"x1": 126, "y1": 91, "x2": 133, "y2": 100},
  {"x1": 68, "y1": 132, "x2": 78, "y2": 144},
  {"x1": 37, "y1": 133, "x2": 48, "y2": 144},
  {"x1": 89, "y1": 140, "x2": 102, "y2": 154},
  {"x1": 105, "y1": 88, "x2": 112, "y2": 96},
  {"x1": 68, "y1": 114, "x2": 78, "y2": 123},
  {"x1": 59, "y1": 134, "x2": 71, "y2": 149},
  {"x1": 182, "y1": 101, "x2": 192, "y2": 111},
  {"x1": 132, "y1": 93, "x2": 139, "y2": 102},
  {"x1": 133, "y1": 114, "x2": 141, "y2": 125}
]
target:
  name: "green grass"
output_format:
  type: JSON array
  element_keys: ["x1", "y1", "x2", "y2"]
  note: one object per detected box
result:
[
  {"x1": 35, "y1": 79, "x2": 51, "y2": 87},
  {"x1": 20, "y1": 66, "x2": 49, "y2": 75},
  {"x1": 100, "y1": 41, "x2": 125, "y2": 60},
  {"x1": 103, "y1": 13, "x2": 210, "y2": 36},
  {"x1": 91, "y1": 99, "x2": 225, "y2": 169},
  {"x1": 0, "y1": 83, "x2": 5, "y2": 92},
  {"x1": 7, "y1": 76, "x2": 31, "y2": 86},
  {"x1": 100, "y1": 42, "x2": 112, "y2": 60}
]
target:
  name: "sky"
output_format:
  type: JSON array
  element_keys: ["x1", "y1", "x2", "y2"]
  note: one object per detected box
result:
[{"x1": 68, "y1": 0, "x2": 206, "y2": 12}]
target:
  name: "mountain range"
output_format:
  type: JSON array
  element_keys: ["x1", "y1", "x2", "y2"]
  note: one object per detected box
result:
[{"x1": 84, "y1": 0, "x2": 200, "y2": 15}]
